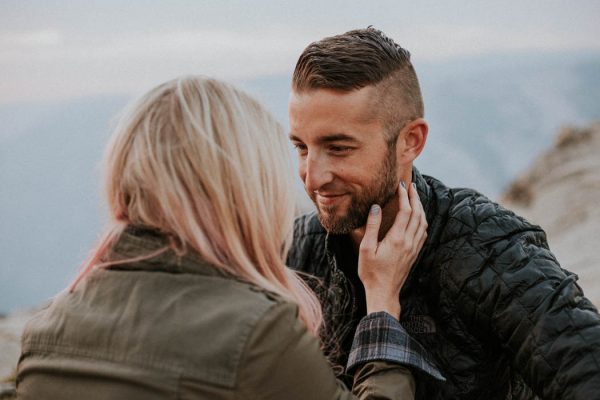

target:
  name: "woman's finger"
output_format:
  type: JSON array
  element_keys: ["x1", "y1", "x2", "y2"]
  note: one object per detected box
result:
[
  {"x1": 359, "y1": 204, "x2": 382, "y2": 255},
  {"x1": 387, "y1": 181, "x2": 412, "y2": 240},
  {"x1": 404, "y1": 182, "x2": 423, "y2": 240},
  {"x1": 416, "y1": 183, "x2": 428, "y2": 239},
  {"x1": 416, "y1": 222, "x2": 427, "y2": 250}
]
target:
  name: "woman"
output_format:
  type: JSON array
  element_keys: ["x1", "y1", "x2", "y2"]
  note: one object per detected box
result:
[{"x1": 16, "y1": 76, "x2": 434, "y2": 399}]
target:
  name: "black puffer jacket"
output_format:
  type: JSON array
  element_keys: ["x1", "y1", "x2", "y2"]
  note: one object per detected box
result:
[{"x1": 287, "y1": 168, "x2": 600, "y2": 400}]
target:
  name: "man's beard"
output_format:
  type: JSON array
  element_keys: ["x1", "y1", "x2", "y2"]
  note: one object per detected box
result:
[{"x1": 314, "y1": 147, "x2": 398, "y2": 234}]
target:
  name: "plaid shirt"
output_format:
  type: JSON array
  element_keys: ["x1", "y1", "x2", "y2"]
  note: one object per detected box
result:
[{"x1": 347, "y1": 312, "x2": 445, "y2": 381}]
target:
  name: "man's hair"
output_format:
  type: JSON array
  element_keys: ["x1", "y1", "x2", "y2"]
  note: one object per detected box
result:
[{"x1": 292, "y1": 27, "x2": 423, "y2": 142}]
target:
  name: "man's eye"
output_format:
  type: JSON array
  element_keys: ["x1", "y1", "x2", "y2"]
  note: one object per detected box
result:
[
  {"x1": 329, "y1": 145, "x2": 352, "y2": 154},
  {"x1": 293, "y1": 143, "x2": 308, "y2": 155}
]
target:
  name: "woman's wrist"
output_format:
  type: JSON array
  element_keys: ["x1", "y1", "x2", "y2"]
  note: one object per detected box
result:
[{"x1": 365, "y1": 292, "x2": 401, "y2": 320}]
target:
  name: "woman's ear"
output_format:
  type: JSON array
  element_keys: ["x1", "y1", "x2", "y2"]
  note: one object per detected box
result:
[{"x1": 395, "y1": 118, "x2": 428, "y2": 163}]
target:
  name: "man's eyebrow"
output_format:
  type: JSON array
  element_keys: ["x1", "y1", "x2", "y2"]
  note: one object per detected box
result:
[
  {"x1": 319, "y1": 134, "x2": 359, "y2": 144},
  {"x1": 288, "y1": 133, "x2": 359, "y2": 144}
]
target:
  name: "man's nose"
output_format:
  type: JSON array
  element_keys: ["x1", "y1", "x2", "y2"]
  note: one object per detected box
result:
[{"x1": 301, "y1": 153, "x2": 334, "y2": 193}]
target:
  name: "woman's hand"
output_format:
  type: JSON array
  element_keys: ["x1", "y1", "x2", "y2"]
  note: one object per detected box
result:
[{"x1": 358, "y1": 181, "x2": 428, "y2": 320}]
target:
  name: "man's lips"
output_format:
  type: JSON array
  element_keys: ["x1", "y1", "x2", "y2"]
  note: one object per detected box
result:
[{"x1": 315, "y1": 193, "x2": 347, "y2": 207}]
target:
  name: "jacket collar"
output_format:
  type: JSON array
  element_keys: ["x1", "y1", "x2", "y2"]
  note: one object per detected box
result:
[
  {"x1": 412, "y1": 166, "x2": 434, "y2": 223},
  {"x1": 104, "y1": 225, "x2": 230, "y2": 279},
  {"x1": 409, "y1": 166, "x2": 436, "y2": 276}
]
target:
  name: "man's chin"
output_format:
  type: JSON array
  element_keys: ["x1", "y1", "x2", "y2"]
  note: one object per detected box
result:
[{"x1": 316, "y1": 209, "x2": 364, "y2": 234}]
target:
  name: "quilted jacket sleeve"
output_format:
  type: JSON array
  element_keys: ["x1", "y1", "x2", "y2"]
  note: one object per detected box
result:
[{"x1": 450, "y1": 209, "x2": 600, "y2": 399}]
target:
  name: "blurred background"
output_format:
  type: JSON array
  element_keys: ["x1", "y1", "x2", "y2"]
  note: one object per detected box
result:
[{"x1": 1, "y1": 0, "x2": 600, "y2": 315}]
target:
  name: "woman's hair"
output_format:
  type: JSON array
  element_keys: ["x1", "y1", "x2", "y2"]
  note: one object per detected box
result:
[{"x1": 71, "y1": 76, "x2": 322, "y2": 334}]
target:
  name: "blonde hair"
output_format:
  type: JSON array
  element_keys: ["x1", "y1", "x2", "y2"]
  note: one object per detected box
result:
[{"x1": 71, "y1": 76, "x2": 322, "y2": 334}]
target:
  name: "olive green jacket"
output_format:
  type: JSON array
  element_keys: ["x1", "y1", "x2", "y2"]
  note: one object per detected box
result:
[{"x1": 17, "y1": 228, "x2": 417, "y2": 399}]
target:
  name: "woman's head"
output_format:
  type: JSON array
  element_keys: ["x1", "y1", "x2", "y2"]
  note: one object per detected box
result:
[
  {"x1": 107, "y1": 77, "x2": 295, "y2": 267},
  {"x1": 76, "y1": 76, "x2": 321, "y2": 333}
]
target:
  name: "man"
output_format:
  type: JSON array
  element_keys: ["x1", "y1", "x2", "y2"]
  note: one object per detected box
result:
[{"x1": 287, "y1": 27, "x2": 600, "y2": 399}]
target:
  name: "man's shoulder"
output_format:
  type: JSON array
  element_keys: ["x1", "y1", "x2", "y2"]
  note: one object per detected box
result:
[
  {"x1": 423, "y1": 174, "x2": 551, "y2": 303},
  {"x1": 423, "y1": 174, "x2": 543, "y2": 244}
]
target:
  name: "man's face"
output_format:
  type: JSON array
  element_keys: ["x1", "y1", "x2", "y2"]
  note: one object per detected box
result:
[{"x1": 289, "y1": 86, "x2": 398, "y2": 234}]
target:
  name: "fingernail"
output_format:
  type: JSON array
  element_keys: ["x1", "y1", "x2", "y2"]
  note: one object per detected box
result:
[
  {"x1": 412, "y1": 182, "x2": 417, "y2": 190},
  {"x1": 400, "y1": 181, "x2": 406, "y2": 189},
  {"x1": 370, "y1": 205, "x2": 380, "y2": 215}
]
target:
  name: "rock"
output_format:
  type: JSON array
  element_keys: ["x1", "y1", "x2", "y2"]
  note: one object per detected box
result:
[{"x1": 502, "y1": 122, "x2": 600, "y2": 306}]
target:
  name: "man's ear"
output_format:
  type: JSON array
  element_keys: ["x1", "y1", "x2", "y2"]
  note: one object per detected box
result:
[{"x1": 395, "y1": 118, "x2": 428, "y2": 163}]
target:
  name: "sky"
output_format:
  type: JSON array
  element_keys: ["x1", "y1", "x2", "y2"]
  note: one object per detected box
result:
[{"x1": 1, "y1": 0, "x2": 599, "y2": 105}]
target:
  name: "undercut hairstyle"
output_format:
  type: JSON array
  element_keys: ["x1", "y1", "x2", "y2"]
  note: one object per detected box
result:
[{"x1": 292, "y1": 27, "x2": 424, "y2": 143}]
